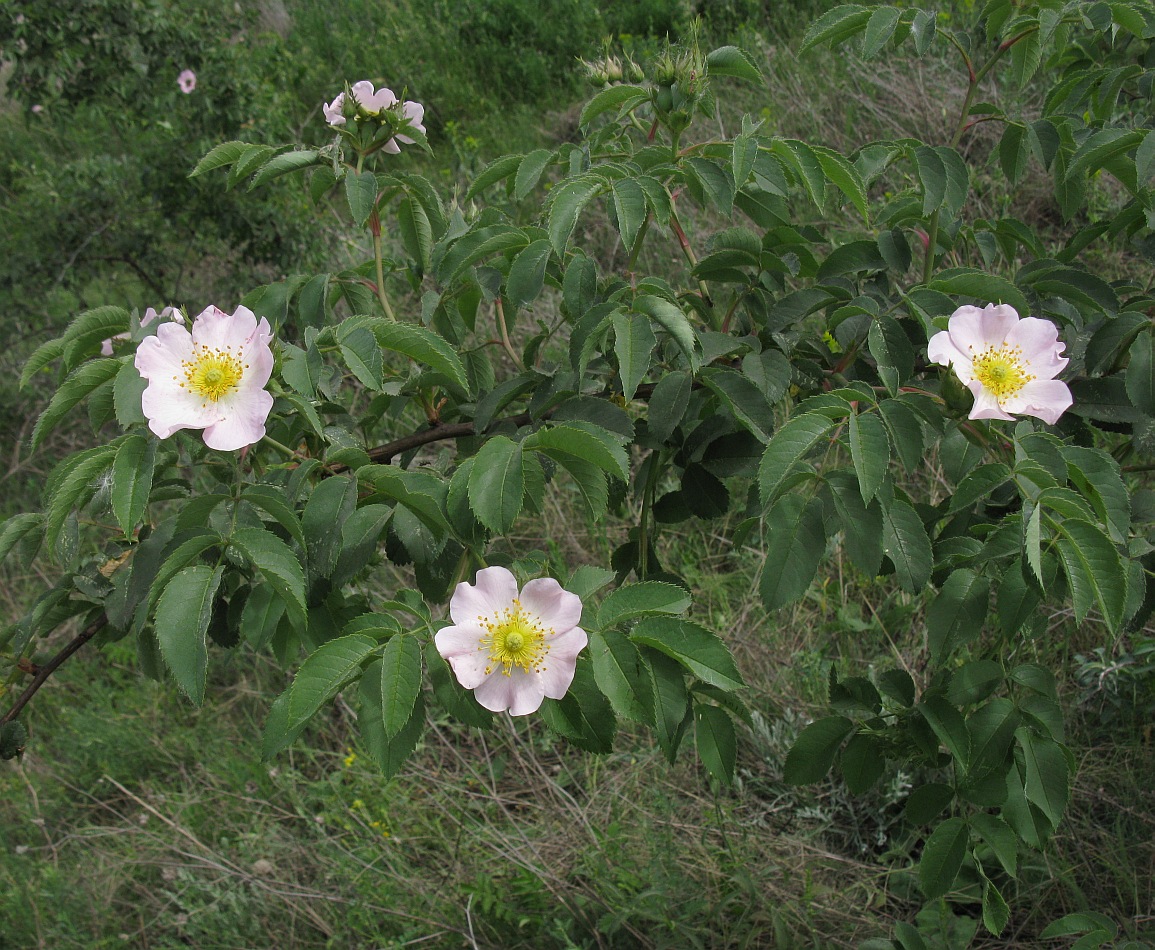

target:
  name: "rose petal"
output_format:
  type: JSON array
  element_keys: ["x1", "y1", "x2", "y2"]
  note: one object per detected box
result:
[
  {"x1": 927, "y1": 328, "x2": 973, "y2": 376},
  {"x1": 449, "y1": 566, "x2": 519, "y2": 626},
  {"x1": 1000, "y1": 378, "x2": 1072, "y2": 425},
  {"x1": 444, "y1": 649, "x2": 490, "y2": 690},
  {"x1": 201, "y1": 389, "x2": 274, "y2": 450},
  {"x1": 519, "y1": 577, "x2": 583, "y2": 633},
  {"x1": 473, "y1": 671, "x2": 546, "y2": 715},
  {"x1": 1005, "y1": 317, "x2": 1068, "y2": 378},
  {"x1": 538, "y1": 656, "x2": 580, "y2": 700},
  {"x1": 966, "y1": 382, "x2": 1016, "y2": 421}
]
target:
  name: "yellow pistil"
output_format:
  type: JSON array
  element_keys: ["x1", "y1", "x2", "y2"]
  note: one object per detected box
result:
[
  {"x1": 178, "y1": 344, "x2": 246, "y2": 404},
  {"x1": 970, "y1": 343, "x2": 1034, "y2": 399},
  {"x1": 478, "y1": 598, "x2": 552, "y2": 676}
]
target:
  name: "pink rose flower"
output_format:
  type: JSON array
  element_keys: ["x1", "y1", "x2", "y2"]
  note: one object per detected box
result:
[
  {"x1": 927, "y1": 303, "x2": 1072, "y2": 425},
  {"x1": 324, "y1": 81, "x2": 426, "y2": 152},
  {"x1": 135, "y1": 304, "x2": 274, "y2": 451},
  {"x1": 177, "y1": 69, "x2": 196, "y2": 94},
  {"x1": 434, "y1": 566, "x2": 588, "y2": 716},
  {"x1": 349, "y1": 80, "x2": 398, "y2": 115}
]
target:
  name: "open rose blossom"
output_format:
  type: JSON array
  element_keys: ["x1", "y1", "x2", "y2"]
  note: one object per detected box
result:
[
  {"x1": 927, "y1": 303, "x2": 1072, "y2": 425},
  {"x1": 177, "y1": 69, "x2": 196, "y2": 94},
  {"x1": 434, "y1": 566, "x2": 588, "y2": 716},
  {"x1": 323, "y1": 81, "x2": 426, "y2": 152},
  {"x1": 135, "y1": 304, "x2": 274, "y2": 451}
]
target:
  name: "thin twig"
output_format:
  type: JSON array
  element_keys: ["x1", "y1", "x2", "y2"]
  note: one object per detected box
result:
[{"x1": 1, "y1": 614, "x2": 108, "y2": 727}]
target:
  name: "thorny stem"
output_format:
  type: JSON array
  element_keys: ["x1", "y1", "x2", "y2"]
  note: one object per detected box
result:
[
  {"x1": 669, "y1": 205, "x2": 714, "y2": 311},
  {"x1": 371, "y1": 222, "x2": 397, "y2": 322}
]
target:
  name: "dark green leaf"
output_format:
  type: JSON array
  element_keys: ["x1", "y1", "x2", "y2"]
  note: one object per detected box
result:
[
  {"x1": 919, "y1": 817, "x2": 969, "y2": 898},
  {"x1": 758, "y1": 413, "x2": 836, "y2": 508},
  {"x1": 613, "y1": 311, "x2": 656, "y2": 401},
  {"x1": 32, "y1": 359, "x2": 123, "y2": 449},
  {"x1": 380, "y1": 634, "x2": 423, "y2": 738},
  {"x1": 578, "y1": 84, "x2": 649, "y2": 127},
  {"x1": 287, "y1": 633, "x2": 377, "y2": 727},
  {"x1": 631, "y1": 617, "x2": 744, "y2": 691},
  {"x1": 345, "y1": 170, "x2": 378, "y2": 227},
  {"x1": 468, "y1": 436, "x2": 524, "y2": 534},
  {"x1": 760, "y1": 495, "x2": 826, "y2": 610},
  {"x1": 155, "y1": 565, "x2": 223, "y2": 705},
  {"x1": 783, "y1": 716, "x2": 853, "y2": 784},
  {"x1": 507, "y1": 239, "x2": 553, "y2": 310},
  {"x1": 883, "y1": 499, "x2": 932, "y2": 593},
  {"x1": 589, "y1": 629, "x2": 654, "y2": 725},
  {"x1": 548, "y1": 175, "x2": 604, "y2": 256},
  {"x1": 927, "y1": 569, "x2": 990, "y2": 662},
  {"x1": 230, "y1": 527, "x2": 307, "y2": 629},
  {"x1": 695, "y1": 704, "x2": 737, "y2": 784},
  {"x1": 248, "y1": 149, "x2": 319, "y2": 190},
  {"x1": 841, "y1": 732, "x2": 885, "y2": 792},
  {"x1": 111, "y1": 435, "x2": 156, "y2": 536},
  {"x1": 598, "y1": 582, "x2": 691, "y2": 629}
]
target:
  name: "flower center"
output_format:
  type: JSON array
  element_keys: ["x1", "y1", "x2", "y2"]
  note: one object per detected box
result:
[
  {"x1": 480, "y1": 599, "x2": 551, "y2": 676},
  {"x1": 971, "y1": 344, "x2": 1034, "y2": 399},
  {"x1": 180, "y1": 346, "x2": 246, "y2": 404}
]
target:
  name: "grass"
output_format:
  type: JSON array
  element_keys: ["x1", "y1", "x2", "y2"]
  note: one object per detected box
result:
[
  {"x1": 4, "y1": 1, "x2": 1155, "y2": 947},
  {"x1": 5, "y1": 496, "x2": 1154, "y2": 947}
]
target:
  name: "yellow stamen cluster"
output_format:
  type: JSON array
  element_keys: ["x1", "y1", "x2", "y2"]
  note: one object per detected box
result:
[
  {"x1": 971, "y1": 343, "x2": 1034, "y2": 399},
  {"x1": 177, "y1": 344, "x2": 247, "y2": 406},
  {"x1": 478, "y1": 598, "x2": 551, "y2": 676}
]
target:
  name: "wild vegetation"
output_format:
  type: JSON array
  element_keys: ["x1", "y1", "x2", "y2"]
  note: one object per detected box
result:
[{"x1": 2, "y1": 1, "x2": 1154, "y2": 948}]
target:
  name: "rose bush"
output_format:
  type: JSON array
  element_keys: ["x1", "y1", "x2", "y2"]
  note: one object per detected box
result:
[{"x1": 4, "y1": 3, "x2": 1155, "y2": 941}]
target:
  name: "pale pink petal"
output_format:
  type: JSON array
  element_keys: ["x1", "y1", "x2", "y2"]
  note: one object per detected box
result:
[
  {"x1": 137, "y1": 304, "x2": 273, "y2": 450},
  {"x1": 201, "y1": 389, "x2": 274, "y2": 450},
  {"x1": 538, "y1": 655, "x2": 580, "y2": 700},
  {"x1": 519, "y1": 577, "x2": 582, "y2": 632},
  {"x1": 505, "y1": 673, "x2": 548, "y2": 716},
  {"x1": 324, "y1": 93, "x2": 346, "y2": 126},
  {"x1": 434, "y1": 623, "x2": 485, "y2": 658},
  {"x1": 141, "y1": 385, "x2": 223, "y2": 438},
  {"x1": 473, "y1": 669, "x2": 546, "y2": 716},
  {"x1": 1006, "y1": 317, "x2": 1068, "y2": 378},
  {"x1": 449, "y1": 566, "x2": 519, "y2": 626},
  {"x1": 941, "y1": 305, "x2": 991, "y2": 352},
  {"x1": 443, "y1": 648, "x2": 490, "y2": 689},
  {"x1": 101, "y1": 339, "x2": 115, "y2": 357},
  {"x1": 546, "y1": 624, "x2": 588, "y2": 660},
  {"x1": 403, "y1": 101, "x2": 425, "y2": 126},
  {"x1": 1000, "y1": 379, "x2": 1072, "y2": 425},
  {"x1": 380, "y1": 138, "x2": 402, "y2": 154},
  {"x1": 396, "y1": 100, "x2": 426, "y2": 143},
  {"x1": 136, "y1": 322, "x2": 194, "y2": 379},
  {"x1": 351, "y1": 81, "x2": 397, "y2": 114},
  {"x1": 927, "y1": 329, "x2": 973, "y2": 376},
  {"x1": 190, "y1": 304, "x2": 252, "y2": 350},
  {"x1": 473, "y1": 672, "x2": 523, "y2": 714},
  {"x1": 975, "y1": 303, "x2": 1019, "y2": 343},
  {"x1": 966, "y1": 382, "x2": 1016, "y2": 421}
]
